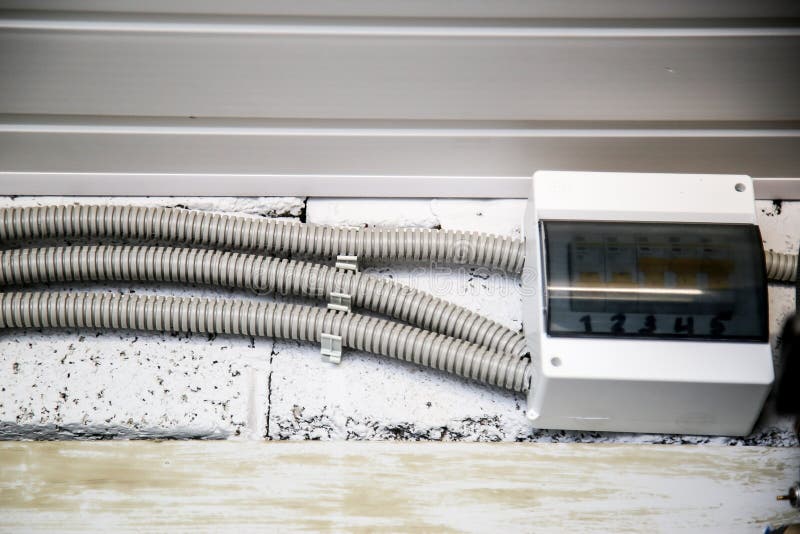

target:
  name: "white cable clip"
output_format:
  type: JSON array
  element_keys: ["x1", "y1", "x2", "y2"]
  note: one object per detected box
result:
[
  {"x1": 335, "y1": 255, "x2": 359, "y2": 273},
  {"x1": 320, "y1": 333, "x2": 343, "y2": 364},
  {"x1": 327, "y1": 291, "x2": 352, "y2": 313}
]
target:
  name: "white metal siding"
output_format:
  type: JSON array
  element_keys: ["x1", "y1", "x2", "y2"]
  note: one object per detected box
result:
[{"x1": 0, "y1": 2, "x2": 798, "y2": 197}]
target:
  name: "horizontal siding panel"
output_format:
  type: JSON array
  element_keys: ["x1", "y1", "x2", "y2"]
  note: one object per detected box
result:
[
  {"x1": 1, "y1": 116, "x2": 797, "y2": 197},
  {"x1": 1, "y1": 21, "x2": 798, "y2": 121},
  {"x1": 1, "y1": 173, "x2": 796, "y2": 199},
  {"x1": 2, "y1": 117, "x2": 798, "y2": 176},
  {"x1": 2, "y1": 1, "x2": 800, "y2": 19}
]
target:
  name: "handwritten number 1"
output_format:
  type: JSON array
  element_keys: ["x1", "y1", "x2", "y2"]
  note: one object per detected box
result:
[{"x1": 611, "y1": 313, "x2": 626, "y2": 334}]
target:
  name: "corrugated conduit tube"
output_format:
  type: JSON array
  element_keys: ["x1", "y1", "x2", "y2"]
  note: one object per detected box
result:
[
  {"x1": 764, "y1": 250, "x2": 798, "y2": 283},
  {"x1": 2, "y1": 204, "x2": 793, "y2": 282},
  {"x1": 0, "y1": 245, "x2": 528, "y2": 358},
  {"x1": 0, "y1": 291, "x2": 531, "y2": 392},
  {"x1": 0, "y1": 205, "x2": 526, "y2": 273}
]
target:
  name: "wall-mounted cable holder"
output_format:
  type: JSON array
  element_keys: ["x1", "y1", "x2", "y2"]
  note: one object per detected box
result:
[
  {"x1": 328, "y1": 254, "x2": 358, "y2": 313},
  {"x1": 335, "y1": 255, "x2": 359, "y2": 273},
  {"x1": 327, "y1": 292, "x2": 352, "y2": 313},
  {"x1": 320, "y1": 332, "x2": 343, "y2": 365}
]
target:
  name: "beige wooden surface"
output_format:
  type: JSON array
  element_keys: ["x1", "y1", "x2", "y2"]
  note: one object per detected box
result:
[{"x1": 0, "y1": 442, "x2": 798, "y2": 532}]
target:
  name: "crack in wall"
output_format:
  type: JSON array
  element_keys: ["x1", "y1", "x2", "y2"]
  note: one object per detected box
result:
[{"x1": 265, "y1": 346, "x2": 277, "y2": 440}]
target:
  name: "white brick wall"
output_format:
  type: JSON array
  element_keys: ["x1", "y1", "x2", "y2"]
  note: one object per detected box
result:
[{"x1": 0, "y1": 197, "x2": 797, "y2": 445}]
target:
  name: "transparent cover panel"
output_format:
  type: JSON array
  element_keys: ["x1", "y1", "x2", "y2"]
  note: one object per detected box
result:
[{"x1": 542, "y1": 221, "x2": 768, "y2": 341}]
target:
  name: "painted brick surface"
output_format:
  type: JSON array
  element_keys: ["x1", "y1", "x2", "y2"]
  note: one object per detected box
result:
[
  {"x1": 0, "y1": 197, "x2": 301, "y2": 440},
  {"x1": 0, "y1": 196, "x2": 797, "y2": 445}
]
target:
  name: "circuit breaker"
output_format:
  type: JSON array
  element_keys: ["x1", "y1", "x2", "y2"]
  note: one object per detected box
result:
[{"x1": 522, "y1": 171, "x2": 773, "y2": 436}]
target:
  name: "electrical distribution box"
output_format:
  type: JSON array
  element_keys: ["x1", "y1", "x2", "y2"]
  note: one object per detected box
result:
[{"x1": 522, "y1": 171, "x2": 773, "y2": 436}]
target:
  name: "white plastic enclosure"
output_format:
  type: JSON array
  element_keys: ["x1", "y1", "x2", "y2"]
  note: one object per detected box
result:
[{"x1": 522, "y1": 171, "x2": 774, "y2": 436}]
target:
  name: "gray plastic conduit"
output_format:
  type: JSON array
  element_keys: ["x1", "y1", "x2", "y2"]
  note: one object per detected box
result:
[
  {"x1": 0, "y1": 245, "x2": 528, "y2": 358},
  {"x1": 765, "y1": 250, "x2": 798, "y2": 283},
  {"x1": 0, "y1": 291, "x2": 531, "y2": 393},
  {"x1": 0, "y1": 205, "x2": 526, "y2": 273}
]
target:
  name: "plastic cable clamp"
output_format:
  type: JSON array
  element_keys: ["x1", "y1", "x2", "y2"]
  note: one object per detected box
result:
[
  {"x1": 335, "y1": 255, "x2": 359, "y2": 273},
  {"x1": 327, "y1": 291, "x2": 352, "y2": 313},
  {"x1": 320, "y1": 333, "x2": 343, "y2": 364}
]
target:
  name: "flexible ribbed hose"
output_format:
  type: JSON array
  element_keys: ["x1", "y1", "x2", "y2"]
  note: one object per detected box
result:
[
  {"x1": 765, "y1": 250, "x2": 798, "y2": 283},
  {"x1": 0, "y1": 291, "x2": 531, "y2": 392},
  {"x1": 0, "y1": 205, "x2": 526, "y2": 273},
  {"x1": 0, "y1": 245, "x2": 528, "y2": 357}
]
